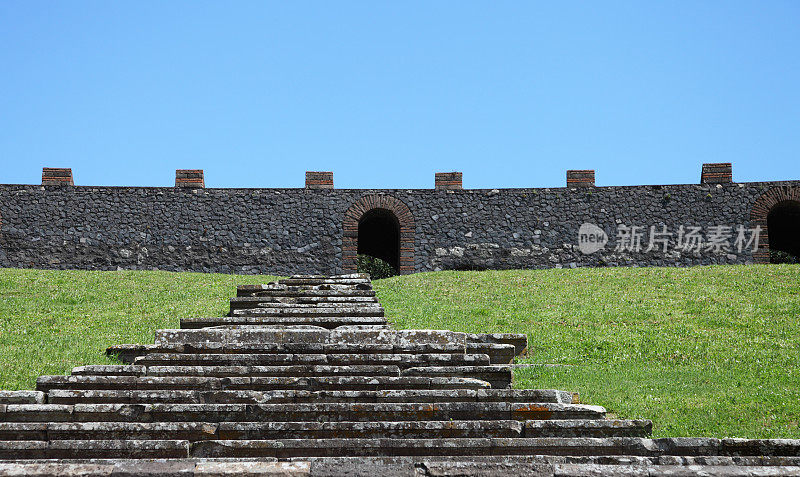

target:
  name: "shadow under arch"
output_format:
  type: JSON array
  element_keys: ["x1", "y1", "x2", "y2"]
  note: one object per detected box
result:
[
  {"x1": 342, "y1": 194, "x2": 415, "y2": 274},
  {"x1": 750, "y1": 186, "x2": 800, "y2": 263}
]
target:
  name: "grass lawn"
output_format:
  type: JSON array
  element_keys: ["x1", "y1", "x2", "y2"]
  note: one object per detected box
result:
[
  {"x1": 0, "y1": 265, "x2": 798, "y2": 439},
  {"x1": 376, "y1": 265, "x2": 800, "y2": 439},
  {"x1": 0, "y1": 269, "x2": 278, "y2": 391}
]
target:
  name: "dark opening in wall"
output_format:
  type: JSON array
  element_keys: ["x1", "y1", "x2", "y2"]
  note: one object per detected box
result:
[
  {"x1": 768, "y1": 201, "x2": 800, "y2": 263},
  {"x1": 358, "y1": 208, "x2": 400, "y2": 271}
]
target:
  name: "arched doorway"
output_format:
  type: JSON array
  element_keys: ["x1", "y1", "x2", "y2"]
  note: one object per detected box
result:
[
  {"x1": 342, "y1": 194, "x2": 415, "y2": 274},
  {"x1": 357, "y1": 208, "x2": 400, "y2": 271},
  {"x1": 750, "y1": 186, "x2": 800, "y2": 263},
  {"x1": 767, "y1": 201, "x2": 800, "y2": 262}
]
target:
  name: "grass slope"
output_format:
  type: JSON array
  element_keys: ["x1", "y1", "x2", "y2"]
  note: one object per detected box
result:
[
  {"x1": 0, "y1": 265, "x2": 797, "y2": 438},
  {"x1": 0, "y1": 269, "x2": 278, "y2": 391},
  {"x1": 375, "y1": 265, "x2": 800, "y2": 439}
]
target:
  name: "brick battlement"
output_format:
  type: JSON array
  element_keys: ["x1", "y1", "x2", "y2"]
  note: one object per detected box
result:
[
  {"x1": 175, "y1": 170, "x2": 205, "y2": 188},
  {"x1": 701, "y1": 163, "x2": 733, "y2": 184},
  {"x1": 41, "y1": 168, "x2": 73, "y2": 186},
  {"x1": 567, "y1": 170, "x2": 595, "y2": 188},
  {"x1": 31, "y1": 164, "x2": 749, "y2": 189},
  {"x1": 306, "y1": 171, "x2": 334, "y2": 189},
  {"x1": 435, "y1": 172, "x2": 463, "y2": 190}
]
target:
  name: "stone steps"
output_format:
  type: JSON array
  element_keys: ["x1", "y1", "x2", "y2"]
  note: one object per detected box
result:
[
  {"x1": 191, "y1": 437, "x2": 800, "y2": 458},
  {"x1": 1, "y1": 457, "x2": 799, "y2": 476},
  {"x1": 236, "y1": 287, "x2": 377, "y2": 298},
  {"x1": 0, "y1": 440, "x2": 189, "y2": 459},
  {"x1": 403, "y1": 366, "x2": 512, "y2": 389},
  {"x1": 235, "y1": 303, "x2": 382, "y2": 310},
  {"x1": 152, "y1": 328, "x2": 528, "y2": 355},
  {"x1": 0, "y1": 391, "x2": 45, "y2": 404},
  {"x1": 0, "y1": 437, "x2": 798, "y2": 460},
  {"x1": 106, "y1": 341, "x2": 519, "y2": 364},
  {"x1": 230, "y1": 296, "x2": 379, "y2": 312},
  {"x1": 277, "y1": 278, "x2": 372, "y2": 287},
  {"x1": 132, "y1": 352, "x2": 492, "y2": 367},
  {"x1": 44, "y1": 389, "x2": 577, "y2": 405},
  {"x1": 236, "y1": 275, "x2": 374, "y2": 297},
  {"x1": 0, "y1": 420, "x2": 651, "y2": 441},
  {"x1": 180, "y1": 316, "x2": 388, "y2": 329},
  {"x1": 229, "y1": 300, "x2": 382, "y2": 315},
  {"x1": 234, "y1": 297, "x2": 379, "y2": 305},
  {"x1": 107, "y1": 342, "x2": 517, "y2": 364},
  {"x1": 38, "y1": 366, "x2": 415, "y2": 391},
  {"x1": 288, "y1": 274, "x2": 371, "y2": 280},
  {"x1": 0, "y1": 402, "x2": 607, "y2": 423},
  {"x1": 231, "y1": 306, "x2": 385, "y2": 316},
  {"x1": 2, "y1": 273, "x2": 796, "y2": 472},
  {"x1": 38, "y1": 375, "x2": 491, "y2": 392},
  {"x1": 467, "y1": 342, "x2": 517, "y2": 364}
]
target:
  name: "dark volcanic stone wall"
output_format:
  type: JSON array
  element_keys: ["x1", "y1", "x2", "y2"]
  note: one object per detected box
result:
[{"x1": 0, "y1": 181, "x2": 797, "y2": 275}]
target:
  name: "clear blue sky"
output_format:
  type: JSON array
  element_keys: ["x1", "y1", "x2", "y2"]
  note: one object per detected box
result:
[{"x1": 1, "y1": 2, "x2": 798, "y2": 189}]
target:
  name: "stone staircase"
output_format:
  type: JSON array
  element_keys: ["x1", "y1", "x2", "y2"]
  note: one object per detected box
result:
[{"x1": 0, "y1": 274, "x2": 798, "y2": 475}]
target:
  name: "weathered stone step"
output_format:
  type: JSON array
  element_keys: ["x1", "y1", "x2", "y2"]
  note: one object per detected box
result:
[
  {"x1": 108, "y1": 342, "x2": 468, "y2": 357},
  {"x1": 106, "y1": 342, "x2": 485, "y2": 364},
  {"x1": 208, "y1": 324, "x2": 392, "y2": 332},
  {"x1": 523, "y1": 419, "x2": 652, "y2": 438},
  {"x1": 235, "y1": 301, "x2": 381, "y2": 309},
  {"x1": 229, "y1": 298, "x2": 380, "y2": 314},
  {"x1": 132, "y1": 353, "x2": 491, "y2": 368},
  {"x1": 0, "y1": 391, "x2": 45, "y2": 404},
  {"x1": 402, "y1": 366, "x2": 512, "y2": 389},
  {"x1": 218, "y1": 420, "x2": 528, "y2": 440},
  {"x1": 180, "y1": 316, "x2": 388, "y2": 329},
  {"x1": 231, "y1": 295, "x2": 378, "y2": 307},
  {"x1": 188, "y1": 437, "x2": 800, "y2": 458},
  {"x1": 278, "y1": 278, "x2": 372, "y2": 287},
  {"x1": 147, "y1": 365, "x2": 400, "y2": 378},
  {"x1": 0, "y1": 440, "x2": 188, "y2": 459},
  {"x1": 218, "y1": 419, "x2": 649, "y2": 440},
  {"x1": 38, "y1": 366, "x2": 404, "y2": 391},
  {"x1": 73, "y1": 365, "x2": 147, "y2": 376},
  {"x1": 1, "y1": 457, "x2": 799, "y2": 475},
  {"x1": 38, "y1": 375, "x2": 490, "y2": 392},
  {"x1": 289, "y1": 274, "x2": 370, "y2": 280},
  {"x1": 466, "y1": 333, "x2": 528, "y2": 358},
  {"x1": 231, "y1": 305, "x2": 386, "y2": 316},
  {"x1": 231, "y1": 306, "x2": 385, "y2": 317},
  {"x1": 466, "y1": 343, "x2": 516, "y2": 364},
  {"x1": 0, "y1": 420, "x2": 643, "y2": 441},
  {"x1": 46, "y1": 388, "x2": 577, "y2": 405},
  {"x1": 234, "y1": 303, "x2": 383, "y2": 316},
  {"x1": 242, "y1": 281, "x2": 372, "y2": 292},
  {"x1": 237, "y1": 286, "x2": 377, "y2": 298},
  {"x1": 154, "y1": 329, "x2": 527, "y2": 358},
  {"x1": 0, "y1": 402, "x2": 606, "y2": 423},
  {"x1": 0, "y1": 422, "x2": 217, "y2": 441}
]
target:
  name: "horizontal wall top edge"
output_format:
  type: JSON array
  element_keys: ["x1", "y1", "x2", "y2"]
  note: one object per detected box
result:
[{"x1": 1, "y1": 180, "x2": 800, "y2": 192}]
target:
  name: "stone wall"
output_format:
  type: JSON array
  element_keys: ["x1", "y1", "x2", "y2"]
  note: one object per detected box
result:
[{"x1": 0, "y1": 180, "x2": 798, "y2": 275}]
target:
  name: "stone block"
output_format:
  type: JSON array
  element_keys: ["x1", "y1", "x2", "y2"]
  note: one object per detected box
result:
[
  {"x1": 435, "y1": 172, "x2": 463, "y2": 190},
  {"x1": 41, "y1": 167, "x2": 73, "y2": 186},
  {"x1": 305, "y1": 171, "x2": 333, "y2": 189},
  {"x1": 567, "y1": 170, "x2": 595, "y2": 188},
  {"x1": 701, "y1": 162, "x2": 733, "y2": 184},
  {"x1": 175, "y1": 169, "x2": 204, "y2": 188}
]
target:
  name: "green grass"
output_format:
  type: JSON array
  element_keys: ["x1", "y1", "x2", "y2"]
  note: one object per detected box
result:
[
  {"x1": 0, "y1": 269, "x2": 278, "y2": 391},
  {"x1": 374, "y1": 265, "x2": 800, "y2": 439},
  {"x1": 0, "y1": 265, "x2": 798, "y2": 439}
]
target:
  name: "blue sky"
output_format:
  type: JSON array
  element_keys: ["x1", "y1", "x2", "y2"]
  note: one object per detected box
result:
[{"x1": 1, "y1": 2, "x2": 798, "y2": 189}]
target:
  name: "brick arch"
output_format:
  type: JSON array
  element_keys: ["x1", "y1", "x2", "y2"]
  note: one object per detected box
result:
[
  {"x1": 749, "y1": 186, "x2": 800, "y2": 263},
  {"x1": 342, "y1": 194, "x2": 415, "y2": 274}
]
